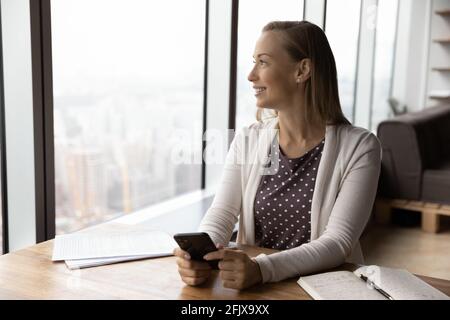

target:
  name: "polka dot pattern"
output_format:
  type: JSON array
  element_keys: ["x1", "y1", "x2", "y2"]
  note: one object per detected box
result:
[{"x1": 254, "y1": 137, "x2": 325, "y2": 250}]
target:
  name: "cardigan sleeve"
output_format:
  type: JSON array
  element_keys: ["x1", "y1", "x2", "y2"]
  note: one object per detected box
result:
[
  {"x1": 197, "y1": 128, "x2": 245, "y2": 246},
  {"x1": 254, "y1": 133, "x2": 382, "y2": 283}
]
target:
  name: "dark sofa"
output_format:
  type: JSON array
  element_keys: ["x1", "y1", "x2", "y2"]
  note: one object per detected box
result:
[{"x1": 377, "y1": 104, "x2": 450, "y2": 205}]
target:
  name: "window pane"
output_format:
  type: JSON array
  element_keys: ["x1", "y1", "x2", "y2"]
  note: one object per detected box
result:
[
  {"x1": 325, "y1": 0, "x2": 361, "y2": 123},
  {"x1": 371, "y1": 0, "x2": 399, "y2": 131},
  {"x1": 51, "y1": 0, "x2": 205, "y2": 234},
  {"x1": 236, "y1": 0, "x2": 304, "y2": 130}
]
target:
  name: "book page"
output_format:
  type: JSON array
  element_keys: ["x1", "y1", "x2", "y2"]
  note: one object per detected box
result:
[
  {"x1": 52, "y1": 230, "x2": 177, "y2": 261},
  {"x1": 298, "y1": 271, "x2": 386, "y2": 300},
  {"x1": 354, "y1": 266, "x2": 450, "y2": 300}
]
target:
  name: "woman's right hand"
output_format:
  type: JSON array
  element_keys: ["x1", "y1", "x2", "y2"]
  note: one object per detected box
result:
[{"x1": 173, "y1": 247, "x2": 212, "y2": 286}]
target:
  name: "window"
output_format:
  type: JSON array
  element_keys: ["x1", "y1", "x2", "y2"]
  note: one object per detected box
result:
[
  {"x1": 325, "y1": 0, "x2": 362, "y2": 123},
  {"x1": 51, "y1": 0, "x2": 206, "y2": 234},
  {"x1": 235, "y1": 0, "x2": 304, "y2": 130},
  {"x1": 370, "y1": 0, "x2": 399, "y2": 131}
]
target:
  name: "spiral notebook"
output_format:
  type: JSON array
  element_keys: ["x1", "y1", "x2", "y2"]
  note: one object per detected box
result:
[{"x1": 297, "y1": 265, "x2": 449, "y2": 300}]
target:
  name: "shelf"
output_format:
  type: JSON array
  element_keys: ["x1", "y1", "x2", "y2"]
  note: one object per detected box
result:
[
  {"x1": 430, "y1": 9, "x2": 450, "y2": 103},
  {"x1": 435, "y1": 9, "x2": 450, "y2": 16},
  {"x1": 433, "y1": 38, "x2": 450, "y2": 43},
  {"x1": 432, "y1": 67, "x2": 450, "y2": 71}
]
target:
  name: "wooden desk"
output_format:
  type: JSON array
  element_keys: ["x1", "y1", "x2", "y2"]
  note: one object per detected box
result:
[{"x1": 0, "y1": 240, "x2": 449, "y2": 299}]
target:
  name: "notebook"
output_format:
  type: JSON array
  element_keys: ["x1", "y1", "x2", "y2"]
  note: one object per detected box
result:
[{"x1": 297, "y1": 265, "x2": 450, "y2": 300}]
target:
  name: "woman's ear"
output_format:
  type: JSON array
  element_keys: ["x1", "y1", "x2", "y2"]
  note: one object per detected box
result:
[{"x1": 296, "y1": 58, "x2": 311, "y2": 83}]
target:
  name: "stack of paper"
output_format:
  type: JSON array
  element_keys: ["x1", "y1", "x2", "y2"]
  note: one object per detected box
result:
[
  {"x1": 429, "y1": 90, "x2": 450, "y2": 99},
  {"x1": 52, "y1": 230, "x2": 178, "y2": 270}
]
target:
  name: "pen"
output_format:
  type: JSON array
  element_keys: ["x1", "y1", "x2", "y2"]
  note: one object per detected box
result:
[{"x1": 360, "y1": 274, "x2": 394, "y2": 300}]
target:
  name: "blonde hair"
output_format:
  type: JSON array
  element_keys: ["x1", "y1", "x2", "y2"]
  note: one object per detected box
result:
[{"x1": 255, "y1": 21, "x2": 350, "y2": 126}]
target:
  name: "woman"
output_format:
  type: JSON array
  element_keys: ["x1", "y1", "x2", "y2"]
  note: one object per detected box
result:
[{"x1": 174, "y1": 21, "x2": 381, "y2": 290}]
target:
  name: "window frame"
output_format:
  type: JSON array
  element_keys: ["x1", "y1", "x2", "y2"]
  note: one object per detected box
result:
[
  {"x1": 0, "y1": 2, "x2": 8, "y2": 254},
  {"x1": 30, "y1": 0, "x2": 55, "y2": 242}
]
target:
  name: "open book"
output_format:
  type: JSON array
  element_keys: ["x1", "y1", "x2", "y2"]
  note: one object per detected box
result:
[{"x1": 298, "y1": 265, "x2": 449, "y2": 300}]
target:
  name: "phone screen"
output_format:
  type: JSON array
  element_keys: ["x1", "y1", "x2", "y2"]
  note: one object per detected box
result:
[{"x1": 173, "y1": 232, "x2": 219, "y2": 269}]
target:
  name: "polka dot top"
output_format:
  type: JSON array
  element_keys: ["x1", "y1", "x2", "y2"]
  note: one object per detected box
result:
[{"x1": 254, "y1": 136, "x2": 325, "y2": 250}]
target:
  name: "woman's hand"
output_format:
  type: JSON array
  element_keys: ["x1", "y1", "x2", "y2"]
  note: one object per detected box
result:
[
  {"x1": 203, "y1": 247, "x2": 263, "y2": 290},
  {"x1": 173, "y1": 247, "x2": 212, "y2": 286}
]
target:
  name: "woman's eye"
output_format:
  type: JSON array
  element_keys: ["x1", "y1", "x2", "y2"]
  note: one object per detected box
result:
[{"x1": 252, "y1": 60, "x2": 266, "y2": 65}]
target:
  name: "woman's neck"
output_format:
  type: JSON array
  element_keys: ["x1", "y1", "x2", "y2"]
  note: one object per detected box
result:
[{"x1": 277, "y1": 111, "x2": 326, "y2": 148}]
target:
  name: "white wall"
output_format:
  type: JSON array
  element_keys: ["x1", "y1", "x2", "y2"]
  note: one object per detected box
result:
[
  {"x1": 1, "y1": 0, "x2": 37, "y2": 251},
  {"x1": 391, "y1": 0, "x2": 432, "y2": 112},
  {"x1": 354, "y1": 0, "x2": 378, "y2": 129},
  {"x1": 304, "y1": 0, "x2": 326, "y2": 28}
]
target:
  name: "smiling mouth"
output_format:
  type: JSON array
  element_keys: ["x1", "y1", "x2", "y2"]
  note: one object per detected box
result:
[{"x1": 254, "y1": 87, "x2": 266, "y2": 95}]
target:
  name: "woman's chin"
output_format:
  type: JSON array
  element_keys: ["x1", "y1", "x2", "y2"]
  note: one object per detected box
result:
[{"x1": 256, "y1": 100, "x2": 268, "y2": 109}]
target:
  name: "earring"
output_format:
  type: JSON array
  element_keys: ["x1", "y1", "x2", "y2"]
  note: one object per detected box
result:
[{"x1": 296, "y1": 78, "x2": 301, "y2": 83}]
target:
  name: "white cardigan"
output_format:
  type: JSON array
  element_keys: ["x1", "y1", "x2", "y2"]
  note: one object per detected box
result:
[{"x1": 198, "y1": 116, "x2": 382, "y2": 283}]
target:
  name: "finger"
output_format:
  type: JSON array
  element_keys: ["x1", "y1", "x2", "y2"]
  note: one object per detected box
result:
[
  {"x1": 173, "y1": 247, "x2": 190, "y2": 259},
  {"x1": 203, "y1": 249, "x2": 225, "y2": 261},
  {"x1": 177, "y1": 258, "x2": 212, "y2": 270},
  {"x1": 216, "y1": 243, "x2": 224, "y2": 249},
  {"x1": 222, "y1": 280, "x2": 239, "y2": 289},
  {"x1": 218, "y1": 249, "x2": 245, "y2": 261},
  {"x1": 218, "y1": 260, "x2": 236, "y2": 271},
  {"x1": 204, "y1": 248, "x2": 241, "y2": 261},
  {"x1": 182, "y1": 276, "x2": 208, "y2": 286},
  {"x1": 179, "y1": 267, "x2": 211, "y2": 279},
  {"x1": 219, "y1": 270, "x2": 236, "y2": 281}
]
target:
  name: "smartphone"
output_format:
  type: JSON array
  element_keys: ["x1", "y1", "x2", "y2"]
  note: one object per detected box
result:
[{"x1": 173, "y1": 232, "x2": 219, "y2": 269}]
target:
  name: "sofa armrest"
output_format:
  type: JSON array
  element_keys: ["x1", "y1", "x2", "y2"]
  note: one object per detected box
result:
[
  {"x1": 377, "y1": 121, "x2": 422, "y2": 200},
  {"x1": 377, "y1": 104, "x2": 450, "y2": 201}
]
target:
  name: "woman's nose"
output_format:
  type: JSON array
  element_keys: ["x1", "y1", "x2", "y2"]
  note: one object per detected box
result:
[{"x1": 247, "y1": 68, "x2": 257, "y2": 82}]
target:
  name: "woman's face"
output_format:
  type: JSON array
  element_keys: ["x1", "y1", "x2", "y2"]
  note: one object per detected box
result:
[{"x1": 247, "y1": 31, "x2": 299, "y2": 111}]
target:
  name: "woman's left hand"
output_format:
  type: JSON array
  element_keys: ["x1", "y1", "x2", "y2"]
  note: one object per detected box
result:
[{"x1": 203, "y1": 247, "x2": 262, "y2": 290}]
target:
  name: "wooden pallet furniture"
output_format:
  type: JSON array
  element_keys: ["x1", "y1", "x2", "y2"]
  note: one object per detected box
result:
[{"x1": 374, "y1": 198, "x2": 450, "y2": 233}]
